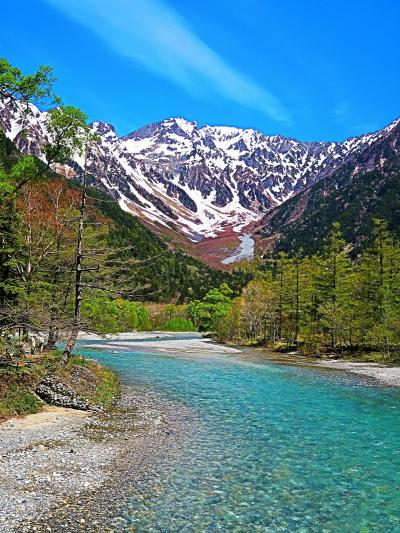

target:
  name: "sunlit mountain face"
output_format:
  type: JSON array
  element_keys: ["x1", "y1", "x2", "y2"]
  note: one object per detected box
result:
[{"x1": 1, "y1": 100, "x2": 399, "y2": 262}]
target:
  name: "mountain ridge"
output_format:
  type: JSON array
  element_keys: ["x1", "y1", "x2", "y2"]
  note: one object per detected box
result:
[
  {"x1": 122, "y1": 115, "x2": 400, "y2": 145},
  {"x1": 0, "y1": 99, "x2": 399, "y2": 263},
  {"x1": 257, "y1": 118, "x2": 400, "y2": 255}
]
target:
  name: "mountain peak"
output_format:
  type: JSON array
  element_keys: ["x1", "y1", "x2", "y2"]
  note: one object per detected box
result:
[{"x1": 123, "y1": 116, "x2": 198, "y2": 141}]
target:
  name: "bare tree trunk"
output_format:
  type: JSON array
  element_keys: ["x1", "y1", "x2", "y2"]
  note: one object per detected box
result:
[
  {"x1": 46, "y1": 249, "x2": 61, "y2": 350},
  {"x1": 46, "y1": 318, "x2": 59, "y2": 350},
  {"x1": 61, "y1": 151, "x2": 88, "y2": 366},
  {"x1": 46, "y1": 298, "x2": 60, "y2": 350}
]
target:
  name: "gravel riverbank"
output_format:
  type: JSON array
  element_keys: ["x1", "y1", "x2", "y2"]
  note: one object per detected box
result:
[
  {"x1": 314, "y1": 359, "x2": 400, "y2": 387},
  {"x1": 0, "y1": 387, "x2": 194, "y2": 532}
]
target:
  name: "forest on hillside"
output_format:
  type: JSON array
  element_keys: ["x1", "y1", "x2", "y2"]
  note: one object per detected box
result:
[{"x1": 187, "y1": 222, "x2": 400, "y2": 363}]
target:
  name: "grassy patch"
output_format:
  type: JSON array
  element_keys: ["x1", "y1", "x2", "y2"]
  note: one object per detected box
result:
[
  {"x1": 159, "y1": 318, "x2": 196, "y2": 332},
  {"x1": 0, "y1": 349, "x2": 120, "y2": 421},
  {"x1": 0, "y1": 383, "x2": 42, "y2": 419},
  {"x1": 91, "y1": 364, "x2": 121, "y2": 406},
  {"x1": 340, "y1": 350, "x2": 400, "y2": 365}
]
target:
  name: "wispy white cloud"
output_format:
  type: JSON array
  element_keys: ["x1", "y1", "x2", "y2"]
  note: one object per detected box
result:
[{"x1": 44, "y1": 0, "x2": 292, "y2": 124}]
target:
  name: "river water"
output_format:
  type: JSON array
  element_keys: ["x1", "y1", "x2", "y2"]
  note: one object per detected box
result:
[{"x1": 78, "y1": 334, "x2": 400, "y2": 532}]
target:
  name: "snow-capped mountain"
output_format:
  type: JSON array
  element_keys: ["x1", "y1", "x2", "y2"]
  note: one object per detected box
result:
[
  {"x1": 257, "y1": 117, "x2": 400, "y2": 256},
  {"x1": 0, "y1": 100, "x2": 399, "y2": 243}
]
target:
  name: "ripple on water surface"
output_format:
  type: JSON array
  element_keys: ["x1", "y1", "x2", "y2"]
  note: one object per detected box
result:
[{"x1": 78, "y1": 337, "x2": 400, "y2": 532}]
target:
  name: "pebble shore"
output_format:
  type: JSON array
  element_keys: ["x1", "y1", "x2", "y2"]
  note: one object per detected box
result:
[
  {"x1": 315, "y1": 359, "x2": 400, "y2": 387},
  {"x1": 0, "y1": 387, "x2": 193, "y2": 532}
]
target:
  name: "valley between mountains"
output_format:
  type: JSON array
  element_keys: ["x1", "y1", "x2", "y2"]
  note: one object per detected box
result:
[{"x1": 0, "y1": 100, "x2": 399, "y2": 265}]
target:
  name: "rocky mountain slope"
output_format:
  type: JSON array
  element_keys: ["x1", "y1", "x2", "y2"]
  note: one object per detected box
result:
[
  {"x1": 257, "y1": 118, "x2": 400, "y2": 255},
  {"x1": 1, "y1": 100, "x2": 398, "y2": 252}
]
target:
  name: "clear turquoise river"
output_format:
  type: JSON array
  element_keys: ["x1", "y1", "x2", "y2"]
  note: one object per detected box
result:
[{"x1": 78, "y1": 335, "x2": 400, "y2": 532}]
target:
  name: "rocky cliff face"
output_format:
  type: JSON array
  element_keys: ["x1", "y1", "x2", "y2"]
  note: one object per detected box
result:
[{"x1": 0, "y1": 100, "x2": 398, "y2": 244}]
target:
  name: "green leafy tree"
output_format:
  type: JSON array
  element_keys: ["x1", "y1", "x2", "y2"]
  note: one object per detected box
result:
[
  {"x1": 188, "y1": 283, "x2": 233, "y2": 332},
  {"x1": 82, "y1": 297, "x2": 150, "y2": 334},
  {"x1": 0, "y1": 58, "x2": 58, "y2": 106},
  {"x1": 357, "y1": 220, "x2": 400, "y2": 355},
  {"x1": 0, "y1": 58, "x2": 61, "y2": 317},
  {"x1": 238, "y1": 279, "x2": 278, "y2": 342},
  {"x1": 316, "y1": 223, "x2": 353, "y2": 348}
]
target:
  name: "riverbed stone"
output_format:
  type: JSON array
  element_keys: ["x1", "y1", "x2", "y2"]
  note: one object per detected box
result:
[{"x1": 0, "y1": 387, "x2": 193, "y2": 532}]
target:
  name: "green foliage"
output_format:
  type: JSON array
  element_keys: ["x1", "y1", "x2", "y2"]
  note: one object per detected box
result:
[
  {"x1": 0, "y1": 383, "x2": 41, "y2": 418},
  {"x1": 9, "y1": 156, "x2": 39, "y2": 184},
  {"x1": 214, "y1": 222, "x2": 400, "y2": 362},
  {"x1": 91, "y1": 365, "x2": 121, "y2": 406},
  {"x1": 0, "y1": 194, "x2": 24, "y2": 305},
  {"x1": 0, "y1": 348, "x2": 121, "y2": 421},
  {"x1": 61, "y1": 354, "x2": 121, "y2": 407},
  {"x1": 0, "y1": 165, "x2": 14, "y2": 195},
  {"x1": 203, "y1": 283, "x2": 233, "y2": 303},
  {"x1": 0, "y1": 57, "x2": 59, "y2": 106},
  {"x1": 82, "y1": 297, "x2": 150, "y2": 334},
  {"x1": 213, "y1": 298, "x2": 242, "y2": 342},
  {"x1": 159, "y1": 318, "x2": 196, "y2": 331},
  {"x1": 0, "y1": 58, "x2": 77, "y2": 315},
  {"x1": 149, "y1": 303, "x2": 192, "y2": 330},
  {"x1": 44, "y1": 106, "x2": 92, "y2": 164},
  {"x1": 188, "y1": 283, "x2": 233, "y2": 332}
]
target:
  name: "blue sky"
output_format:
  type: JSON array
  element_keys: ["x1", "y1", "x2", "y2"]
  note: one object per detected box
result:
[{"x1": 1, "y1": 0, "x2": 399, "y2": 141}]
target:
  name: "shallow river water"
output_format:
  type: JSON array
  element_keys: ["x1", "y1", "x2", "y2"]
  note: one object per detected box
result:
[{"x1": 78, "y1": 334, "x2": 400, "y2": 532}]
